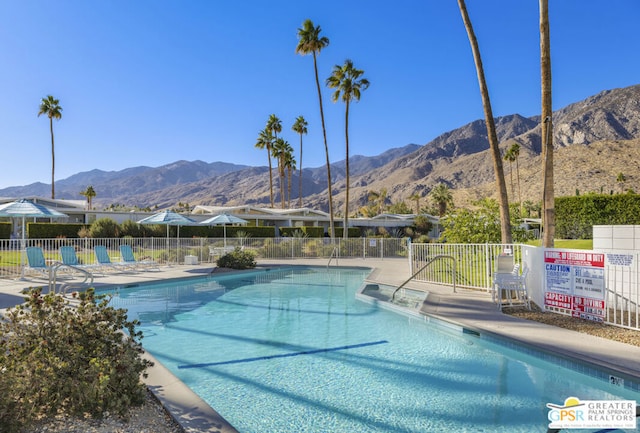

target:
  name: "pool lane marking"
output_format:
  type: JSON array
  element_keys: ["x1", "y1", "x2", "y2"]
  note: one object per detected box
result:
[{"x1": 177, "y1": 340, "x2": 389, "y2": 369}]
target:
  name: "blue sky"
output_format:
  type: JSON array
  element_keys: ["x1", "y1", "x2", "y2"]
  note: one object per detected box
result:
[{"x1": 0, "y1": 1, "x2": 638, "y2": 190}]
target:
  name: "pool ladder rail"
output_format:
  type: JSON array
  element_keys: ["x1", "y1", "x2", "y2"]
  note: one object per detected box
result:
[
  {"x1": 327, "y1": 246, "x2": 339, "y2": 268},
  {"x1": 391, "y1": 254, "x2": 456, "y2": 302},
  {"x1": 47, "y1": 262, "x2": 95, "y2": 295}
]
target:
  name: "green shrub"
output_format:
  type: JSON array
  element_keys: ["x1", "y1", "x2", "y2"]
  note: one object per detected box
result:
[
  {"x1": 88, "y1": 218, "x2": 121, "y2": 238},
  {"x1": 0, "y1": 288, "x2": 152, "y2": 433},
  {"x1": 216, "y1": 247, "x2": 257, "y2": 269},
  {"x1": 0, "y1": 222, "x2": 12, "y2": 239}
]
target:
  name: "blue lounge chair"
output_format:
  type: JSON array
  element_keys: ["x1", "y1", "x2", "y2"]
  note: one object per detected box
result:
[
  {"x1": 59, "y1": 246, "x2": 99, "y2": 274},
  {"x1": 94, "y1": 245, "x2": 132, "y2": 272},
  {"x1": 120, "y1": 245, "x2": 160, "y2": 271},
  {"x1": 25, "y1": 246, "x2": 53, "y2": 277}
]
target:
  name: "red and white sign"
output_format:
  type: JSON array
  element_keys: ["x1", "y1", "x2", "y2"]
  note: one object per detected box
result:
[{"x1": 544, "y1": 249, "x2": 606, "y2": 321}]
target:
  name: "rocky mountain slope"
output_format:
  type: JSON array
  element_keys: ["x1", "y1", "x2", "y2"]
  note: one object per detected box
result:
[{"x1": 2, "y1": 84, "x2": 639, "y2": 212}]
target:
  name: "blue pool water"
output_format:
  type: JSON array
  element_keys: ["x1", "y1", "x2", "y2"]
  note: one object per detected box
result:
[{"x1": 105, "y1": 267, "x2": 639, "y2": 433}]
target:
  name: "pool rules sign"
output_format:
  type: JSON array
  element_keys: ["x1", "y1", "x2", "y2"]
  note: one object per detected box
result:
[{"x1": 544, "y1": 250, "x2": 606, "y2": 322}]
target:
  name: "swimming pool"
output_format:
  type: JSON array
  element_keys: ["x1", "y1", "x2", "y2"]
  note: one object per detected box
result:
[{"x1": 106, "y1": 267, "x2": 639, "y2": 432}]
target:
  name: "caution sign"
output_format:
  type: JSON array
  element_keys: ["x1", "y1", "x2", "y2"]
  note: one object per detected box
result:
[{"x1": 544, "y1": 250, "x2": 606, "y2": 322}]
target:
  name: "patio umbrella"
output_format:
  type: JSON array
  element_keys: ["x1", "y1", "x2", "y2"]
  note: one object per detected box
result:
[
  {"x1": 0, "y1": 199, "x2": 68, "y2": 278},
  {"x1": 137, "y1": 210, "x2": 197, "y2": 240},
  {"x1": 200, "y1": 213, "x2": 248, "y2": 247},
  {"x1": 137, "y1": 210, "x2": 197, "y2": 264}
]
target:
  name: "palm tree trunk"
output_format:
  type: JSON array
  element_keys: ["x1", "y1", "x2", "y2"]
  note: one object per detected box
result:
[
  {"x1": 50, "y1": 117, "x2": 55, "y2": 199},
  {"x1": 313, "y1": 52, "x2": 335, "y2": 238},
  {"x1": 343, "y1": 100, "x2": 350, "y2": 239},
  {"x1": 288, "y1": 166, "x2": 292, "y2": 208},
  {"x1": 298, "y1": 135, "x2": 303, "y2": 208},
  {"x1": 516, "y1": 157, "x2": 522, "y2": 216},
  {"x1": 458, "y1": 0, "x2": 512, "y2": 243},
  {"x1": 266, "y1": 144, "x2": 274, "y2": 208},
  {"x1": 540, "y1": 0, "x2": 554, "y2": 247},
  {"x1": 279, "y1": 158, "x2": 285, "y2": 209}
]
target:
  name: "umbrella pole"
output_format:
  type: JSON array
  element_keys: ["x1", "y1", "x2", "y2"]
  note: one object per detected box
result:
[
  {"x1": 224, "y1": 225, "x2": 227, "y2": 248},
  {"x1": 19, "y1": 216, "x2": 26, "y2": 279}
]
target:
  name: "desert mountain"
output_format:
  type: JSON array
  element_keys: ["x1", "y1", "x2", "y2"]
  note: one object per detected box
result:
[{"x1": 1, "y1": 84, "x2": 639, "y2": 212}]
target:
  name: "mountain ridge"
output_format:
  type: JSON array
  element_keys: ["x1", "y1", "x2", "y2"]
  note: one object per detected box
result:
[{"x1": 2, "y1": 84, "x2": 639, "y2": 212}]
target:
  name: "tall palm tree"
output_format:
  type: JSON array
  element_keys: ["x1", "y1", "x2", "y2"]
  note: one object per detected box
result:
[
  {"x1": 292, "y1": 115, "x2": 308, "y2": 208},
  {"x1": 283, "y1": 144, "x2": 296, "y2": 208},
  {"x1": 271, "y1": 137, "x2": 288, "y2": 209},
  {"x1": 509, "y1": 142, "x2": 523, "y2": 214},
  {"x1": 296, "y1": 19, "x2": 335, "y2": 238},
  {"x1": 38, "y1": 95, "x2": 63, "y2": 199},
  {"x1": 503, "y1": 146, "x2": 516, "y2": 197},
  {"x1": 79, "y1": 185, "x2": 97, "y2": 210},
  {"x1": 540, "y1": 0, "x2": 554, "y2": 247},
  {"x1": 326, "y1": 59, "x2": 370, "y2": 239},
  {"x1": 267, "y1": 114, "x2": 282, "y2": 140},
  {"x1": 457, "y1": 0, "x2": 512, "y2": 244},
  {"x1": 254, "y1": 128, "x2": 275, "y2": 207}
]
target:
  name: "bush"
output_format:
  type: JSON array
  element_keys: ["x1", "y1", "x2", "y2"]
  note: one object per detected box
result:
[
  {"x1": 88, "y1": 218, "x2": 121, "y2": 238},
  {"x1": 0, "y1": 288, "x2": 152, "y2": 433},
  {"x1": 216, "y1": 247, "x2": 257, "y2": 269}
]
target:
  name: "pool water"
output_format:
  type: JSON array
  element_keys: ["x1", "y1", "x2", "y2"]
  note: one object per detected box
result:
[{"x1": 106, "y1": 267, "x2": 639, "y2": 433}]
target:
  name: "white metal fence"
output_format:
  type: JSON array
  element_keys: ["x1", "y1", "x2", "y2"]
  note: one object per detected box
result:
[
  {"x1": 0, "y1": 237, "x2": 409, "y2": 279},
  {"x1": 409, "y1": 242, "x2": 640, "y2": 331},
  {"x1": 409, "y1": 243, "x2": 523, "y2": 291},
  {"x1": 3, "y1": 237, "x2": 637, "y2": 331}
]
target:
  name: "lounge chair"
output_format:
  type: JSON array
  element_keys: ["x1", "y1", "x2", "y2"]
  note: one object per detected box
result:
[
  {"x1": 25, "y1": 246, "x2": 53, "y2": 277},
  {"x1": 120, "y1": 245, "x2": 160, "y2": 271},
  {"x1": 94, "y1": 245, "x2": 133, "y2": 272},
  {"x1": 59, "y1": 246, "x2": 100, "y2": 274}
]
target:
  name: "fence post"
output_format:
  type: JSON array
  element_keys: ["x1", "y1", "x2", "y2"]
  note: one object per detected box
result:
[
  {"x1": 408, "y1": 238, "x2": 413, "y2": 275},
  {"x1": 363, "y1": 237, "x2": 366, "y2": 260}
]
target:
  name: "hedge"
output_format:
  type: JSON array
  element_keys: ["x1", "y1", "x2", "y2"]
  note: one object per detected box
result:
[
  {"x1": 0, "y1": 222, "x2": 11, "y2": 239},
  {"x1": 556, "y1": 193, "x2": 640, "y2": 239},
  {"x1": 28, "y1": 223, "x2": 88, "y2": 239},
  {"x1": 279, "y1": 227, "x2": 325, "y2": 237}
]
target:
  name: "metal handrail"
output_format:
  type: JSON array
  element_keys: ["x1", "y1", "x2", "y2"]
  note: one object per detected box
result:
[
  {"x1": 392, "y1": 255, "x2": 456, "y2": 301},
  {"x1": 327, "y1": 246, "x2": 339, "y2": 268},
  {"x1": 48, "y1": 262, "x2": 95, "y2": 295}
]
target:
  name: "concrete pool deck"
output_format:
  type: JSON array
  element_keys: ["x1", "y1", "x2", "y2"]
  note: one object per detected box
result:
[{"x1": 1, "y1": 257, "x2": 640, "y2": 432}]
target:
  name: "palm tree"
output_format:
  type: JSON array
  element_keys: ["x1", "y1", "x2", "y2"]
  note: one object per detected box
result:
[
  {"x1": 510, "y1": 142, "x2": 522, "y2": 214},
  {"x1": 503, "y1": 146, "x2": 516, "y2": 198},
  {"x1": 540, "y1": 0, "x2": 554, "y2": 247},
  {"x1": 326, "y1": 59, "x2": 370, "y2": 239},
  {"x1": 457, "y1": 0, "x2": 512, "y2": 244},
  {"x1": 266, "y1": 114, "x2": 282, "y2": 207},
  {"x1": 292, "y1": 116, "x2": 308, "y2": 208},
  {"x1": 367, "y1": 188, "x2": 388, "y2": 216},
  {"x1": 79, "y1": 185, "x2": 97, "y2": 210},
  {"x1": 409, "y1": 193, "x2": 422, "y2": 214},
  {"x1": 254, "y1": 128, "x2": 275, "y2": 207},
  {"x1": 271, "y1": 137, "x2": 289, "y2": 209},
  {"x1": 283, "y1": 144, "x2": 296, "y2": 208},
  {"x1": 38, "y1": 95, "x2": 63, "y2": 199},
  {"x1": 267, "y1": 114, "x2": 282, "y2": 140},
  {"x1": 430, "y1": 183, "x2": 453, "y2": 217},
  {"x1": 296, "y1": 19, "x2": 335, "y2": 238}
]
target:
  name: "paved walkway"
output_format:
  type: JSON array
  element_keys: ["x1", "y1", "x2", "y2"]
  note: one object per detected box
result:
[{"x1": 1, "y1": 258, "x2": 639, "y2": 432}]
